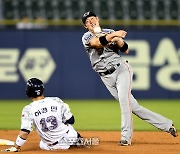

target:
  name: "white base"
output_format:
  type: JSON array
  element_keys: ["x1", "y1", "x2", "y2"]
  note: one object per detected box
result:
[{"x1": 0, "y1": 139, "x2": 14, "y2": 145}]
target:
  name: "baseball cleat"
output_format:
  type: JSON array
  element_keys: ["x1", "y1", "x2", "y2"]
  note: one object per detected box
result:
[
  {"x1": 118, "y1": 140, "x2": 131, "y2": 146},
  {"x1": 169, "y1": 125, "x2": 178, "y2": 137}
]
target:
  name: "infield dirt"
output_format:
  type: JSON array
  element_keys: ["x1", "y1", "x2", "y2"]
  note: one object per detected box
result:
[{"x1": 0, "y1": 130, "x2": 179, "y2": 154}]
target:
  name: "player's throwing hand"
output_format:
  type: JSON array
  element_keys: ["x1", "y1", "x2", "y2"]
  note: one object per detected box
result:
[{"x1": 114, "y1": 30, "x2": 127, "y2": 38}]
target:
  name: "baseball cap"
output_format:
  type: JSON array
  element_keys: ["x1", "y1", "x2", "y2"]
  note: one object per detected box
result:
[{"x1": 82, "y1": 11, "x2": 97, "y2": 24}]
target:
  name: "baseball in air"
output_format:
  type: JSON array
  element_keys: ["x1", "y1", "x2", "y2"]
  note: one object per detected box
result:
[{"x1": 93, "y1": 26, "x2": 101, "y2": 33}]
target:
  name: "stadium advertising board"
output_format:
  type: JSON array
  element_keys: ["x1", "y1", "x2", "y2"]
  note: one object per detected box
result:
[{"x1": 0, "y1": 30, "x2": 179, "y2": 99}]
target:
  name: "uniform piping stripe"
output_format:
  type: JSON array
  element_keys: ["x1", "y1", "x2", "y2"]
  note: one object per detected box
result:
[{"x1": 124, "y1": 62, "x2": 133, "y2": 143}]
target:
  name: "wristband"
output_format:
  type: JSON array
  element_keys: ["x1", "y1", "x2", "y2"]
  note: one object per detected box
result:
[
  {"x1": 21, "y1": 129, "x2": 30, "y2": 134},
  {"x1": 120, "y1": 41, "x2": 128, "y2": 52},
  {"x1": 99, "y1": 35, "x2": 109, "y2": 46},
  {"x1": 15, "y1": 135, "x2": 26, "y2": 147}
]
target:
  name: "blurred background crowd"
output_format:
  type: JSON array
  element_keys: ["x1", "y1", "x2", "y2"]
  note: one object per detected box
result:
[{"x1": 0, "y1": 0, "x2": 179, "y2": 29}]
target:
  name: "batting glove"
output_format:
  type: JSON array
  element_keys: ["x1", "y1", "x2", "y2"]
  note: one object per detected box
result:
[{"x1": 1, "y1": 146, "x2": 20, "y2": 152}]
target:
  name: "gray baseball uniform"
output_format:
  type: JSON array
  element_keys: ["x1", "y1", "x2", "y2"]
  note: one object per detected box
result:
[{"x1": 82, "y1": 28, "x2": 173, "y2": 143}]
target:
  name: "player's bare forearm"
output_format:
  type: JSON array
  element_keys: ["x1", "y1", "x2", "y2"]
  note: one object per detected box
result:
[
  {"x1": 117, "y1": 39, "x2": 129, "y2": 54},
  {"x1": 89, "y1": 36, "x2": 103, "y2": 48},
  {"x1": 1, "y1": 131, "x2": 29, "y2": 152},
  {"x1": 14, "y1": 130, "x2": 29, "y2": 149},
  {"x1": 19, "y1": 130, "x2": 29, "y2": 140},
  {"x1": 112, "y1": 37, "x2": 124, "y2": 47},
  {"x1": 106, "y1": 30, "x2": 127, "y2": 41},
  {"x1": 111, "y1": 37, "x2": 129, "y2": 54},
  {"x1": 89, "y1": 30, "x2": 127, "y2": 48}
]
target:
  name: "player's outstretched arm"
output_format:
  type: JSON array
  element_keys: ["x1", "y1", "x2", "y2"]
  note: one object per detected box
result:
[{"x1": 1, "y1": 130, "x2": 29, "y2": 152}]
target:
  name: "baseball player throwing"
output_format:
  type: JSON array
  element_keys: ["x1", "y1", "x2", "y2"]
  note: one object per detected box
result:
[
  {"x1": 81, "y1": 11, "x2": 178, "y2": 146},
  {"x1": 2, "y1": 78, "x2": 82, "y2": 152}
]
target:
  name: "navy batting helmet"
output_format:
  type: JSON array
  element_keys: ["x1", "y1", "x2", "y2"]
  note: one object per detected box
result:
[{"x1": 26, "y1": 78, "x2": 44, "y2": 98}]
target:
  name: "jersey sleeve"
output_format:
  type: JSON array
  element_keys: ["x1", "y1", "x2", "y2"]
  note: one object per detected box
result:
[
  {"x1": 61, "y1": 103, "x2": 73, "y2": 123},
  {"x1": 82, "y1": 32, "x2": 94, "y2": 50},
  {"x1": 20, "y1": 105, "x2": 33, "y2": 131}
]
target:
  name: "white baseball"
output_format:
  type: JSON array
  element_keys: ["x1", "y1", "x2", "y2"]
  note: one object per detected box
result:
[{"x1": 93, "y1": 27, "x2": 101, "y2": 33}]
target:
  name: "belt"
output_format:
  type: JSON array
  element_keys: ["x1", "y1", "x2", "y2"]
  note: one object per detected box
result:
[
  {"x1": 51, "y1": 141, "x2": 58, "y2": 146},
  {"x1": 98, "y1": 63, "x2": 120, "y2": 76},
  {"x1": 50, "y1": 130, "x2": 69, "y2": 146}
]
